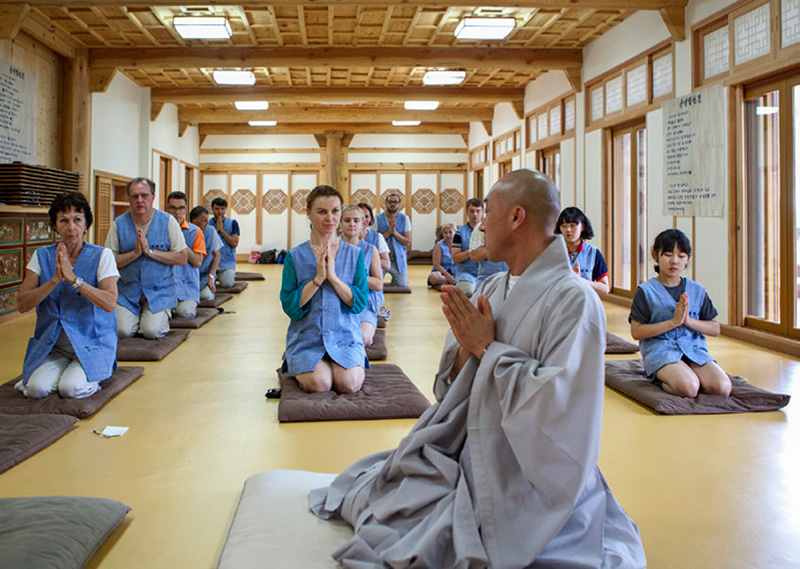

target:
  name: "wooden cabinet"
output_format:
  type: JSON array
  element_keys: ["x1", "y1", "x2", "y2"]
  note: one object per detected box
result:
[{"x1": 94, "y1": 170, "x2": 131, "y2": 246}]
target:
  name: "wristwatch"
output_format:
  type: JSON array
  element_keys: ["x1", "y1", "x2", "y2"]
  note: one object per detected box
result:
[{"x1": 72, "y1": 277, "x2": 84, "y2": 290}]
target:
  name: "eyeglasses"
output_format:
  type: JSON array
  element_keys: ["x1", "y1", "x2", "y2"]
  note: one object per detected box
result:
[{"x1": 386, "y1": 200, "x2": 401, "y2": 205}]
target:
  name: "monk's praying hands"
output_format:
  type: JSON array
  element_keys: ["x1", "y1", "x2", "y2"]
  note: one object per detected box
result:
[{"x1": 440, "y1": 284, "x2": 495, "y2": 358}]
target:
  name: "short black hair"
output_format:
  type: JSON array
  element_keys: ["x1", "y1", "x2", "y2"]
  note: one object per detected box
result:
[
  {"x1": 211, "y1": 197, "x2": 228, "y2": 208},
  {"x1": 555, "y1": 207, "x2": 594, "y2": 240},
  {"x1": 49, "y1": 192, "x2": 93, "y2": 230},
  {"x1": 167, "y1": 191, "x2": 187, "y2": 202},
  {"x1": 306, "y1": 185, "x2": 343, "y2": 211},
  {"x1": 466, "y1": 198, "x2": 483, "y2": 210},
  {"x1": 189, "y1": 205, "x2": 208, "y2": 223},
  {"x1": 127, "y1": 177, "x2": 155, "y2": 195},
  {"x1": 652, "y1": 229, "x2": 692, "y2": 274}
]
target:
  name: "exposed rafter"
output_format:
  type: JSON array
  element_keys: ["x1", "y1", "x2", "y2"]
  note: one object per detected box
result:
[
  {"x1": 198, "y1": 122, "x2": 471, "y2": 136},
  {"x1": 180, "y1": 106, "x2": 493, "y2": 124}
]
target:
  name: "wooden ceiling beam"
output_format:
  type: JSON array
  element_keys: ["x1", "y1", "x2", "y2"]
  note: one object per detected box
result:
[
  {"x1": 0, "y1": 5, "x2": 30, "y2": 40},
  {"x1": 659, "y1": 5, "x2": 686, "y2": 42},
  {"x1": 19, "y1": 10, "x2": 78, "y2": 58},
  {"x1": 3, "y1": 1, "x2": 688, "y2": 10},
  {"x1": 151, "y1": 86, "x2": 524, "y2": 106},
  {"x1": 89, "y1": 46, "x2": 582, "y2": 73},
  {"x1": 180, "y1": 106, "x2": 492, "y2": 124},
  {"x1": 198, "y1": 122, "x2": 470, "y2": 136}
]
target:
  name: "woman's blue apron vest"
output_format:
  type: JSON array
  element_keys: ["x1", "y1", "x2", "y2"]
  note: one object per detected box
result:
[{"x1": 357, "y1": 240, "x2": 378, "y2": 327}]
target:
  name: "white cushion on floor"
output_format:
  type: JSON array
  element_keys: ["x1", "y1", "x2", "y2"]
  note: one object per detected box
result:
[{"x1": 217, "y1": 470, "x2": 353, "y2": 569}]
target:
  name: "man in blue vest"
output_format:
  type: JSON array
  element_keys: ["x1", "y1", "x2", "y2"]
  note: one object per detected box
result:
[
  {"x1": 167, "y1": 191, "x2": 206, "y2": 319},
  {"x1": 211, "y1": 197, "x2": 240, "y2": 288},
  {"x1": 190, "y1": 205, "x2": 223, "y2": 301},
  {"x1": 375, "y1": 192, "x2": 412, "y2": 287},
  {"x1": 469, "y1": 198, "x2": 509, "y2": 291},
  {"x1": 105, "y1": 177, "x2": 188, "y2": 339},
  {"x1": 451, "y1": 198, "x2": 484, "y2": 296}
]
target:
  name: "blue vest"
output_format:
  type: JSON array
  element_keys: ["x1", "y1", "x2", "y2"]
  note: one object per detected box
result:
[
  {"x1": 116, "y1": 210, "x2": 178, "y2": 314},
  {"x1": 455, "y1": 222, "x2": 479, "y2": 282},
  {"x1": 431, "y1": 239, "x2": 456, "y2": 276},
  {"x1": 22, "y1": 244, "x2": 117, "y2": 384},
  {"x1": 638, "y1": 277, "x2": 714, "y2": 377},
  {"x1": 284, "y1": 241, "x2": 367, "y2": 375},
  {"x1": 376, "y1": 212, "x2": 408, "y2": 275},
  {"x1": 357, "y1": 240, "x2": 378, "y2": 327},
  {"x1": 198, "y1": 224, "x2": 218, "y2": 287},
  {"x1": 217, "y1": 217, "x2": 237, "y2": 271},
  {"x1": 175, "y1": 222, "x2": 201, "y2": 302},
  {"x1": 475, "y1": 259, "x2": 508, "y2": 290},
  {"x1": 363, "y1": 231, "x2": 385, "y2": 308},
  {"x1": 569, "y1": 242, "x2": 598, "y2": 281}
]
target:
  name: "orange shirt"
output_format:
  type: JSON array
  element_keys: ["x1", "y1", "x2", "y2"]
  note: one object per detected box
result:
[{"x1": 181, "y1": 219, "x2": 207, "y2": 256}]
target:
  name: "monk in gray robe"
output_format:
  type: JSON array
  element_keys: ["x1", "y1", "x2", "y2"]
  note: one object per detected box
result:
[{"x1": 310, "y1": 169, "x2": 646, "y2": 568}]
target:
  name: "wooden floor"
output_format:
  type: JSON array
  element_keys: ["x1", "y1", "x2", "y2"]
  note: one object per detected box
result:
[{"x1": 1, "y1": 264, "x2": 798, "y2": 568}]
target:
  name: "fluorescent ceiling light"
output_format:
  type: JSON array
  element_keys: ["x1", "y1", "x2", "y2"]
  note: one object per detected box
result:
[
  {"x1": 392, "y1": 120, "x2": 421, "y2": 126},
  {"x1": 173, "y1": 16, "x2": 231, "y2": 40},
  {"x1": 212, "y1": 70, "x2": 256, "y2": 85},
  {"x1": 455, "y1": 17, "x2": 515, "y2": 40},
  {"x1": 235, "y1": 101, "x2": 270, "y2": 110},
  {"x1": 249, "y1": 121, "x2": 277, "y2": 127},
  {"x1": 423, "y1": 70, "x2": 466, "y2": 85},
  {"x1": 404, "y1": 100, "x2": 440, "y2": 111},
  {"x1": 755, "y1": 106, "x2": 779, "y2": 115}
]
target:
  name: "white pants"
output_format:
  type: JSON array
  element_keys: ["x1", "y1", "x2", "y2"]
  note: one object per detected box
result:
[
  {"x1": 456, "y1": 279, "x2": 475, "y2": 297},
  {"x1": 218, "y1": 269, "x2": 236, "y2": 288},
  {"x1": 17, "y1": 349, "x2": 100, "y2": 399},
  {"x1": 117, "y1": 299, "x2": 171, "y2": 339},
  {"x1": 174, "y1": 300, "x2": 198, "y2": 319},
  {"x1": 200, "y1": 285, "x2": 215, "y2": 301}
]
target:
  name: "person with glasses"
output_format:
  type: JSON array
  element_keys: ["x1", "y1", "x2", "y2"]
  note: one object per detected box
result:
[
  {"x1": 375, "y1": 192, "x2": 412, "y2": 288},
  {"x1": 166, "y1": 191, "x2": 207, "y2": 319}
]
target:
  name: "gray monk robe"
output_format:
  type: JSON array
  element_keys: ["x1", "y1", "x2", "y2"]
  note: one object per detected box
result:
[{"x1": 310, "y1": 237, "x2": 646, "y2": 568}]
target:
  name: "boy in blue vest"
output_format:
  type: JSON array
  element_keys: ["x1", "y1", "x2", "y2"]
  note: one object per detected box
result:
[
  {"x1": 375, "y1": 192, "x2": 412, "y2": 287},
  {"x1": 105, "y1": 177, "x2": 188, "y2": 339},
  {"x1": 167, "y1": 191, "x2": 207, "y2": 319},
  {"x1": 211, "y1": 197, "x2": 240, "y2": 288},
  {"x1": 190, "y1": 205, "x2": 223, "y2": 301},
  {"x1": 469, "y1": 198, "x2": 509, "y2": 290},
  {"x1": 451, "y1": 198, "x2": 483, "y2": 296}
]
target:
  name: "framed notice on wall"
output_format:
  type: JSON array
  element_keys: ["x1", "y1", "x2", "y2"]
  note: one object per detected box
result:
[
  {"x1": 0, "y1": 59, "x2": 37, "y2": 163},
  {"x1": 662, "y1": 83, "x2": 727, "y2": 217}
]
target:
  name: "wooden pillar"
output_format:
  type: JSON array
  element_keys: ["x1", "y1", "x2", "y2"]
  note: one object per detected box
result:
[
  {"x1": 61, "y1": 49, "x2": 91, "y2": 194},
  {"x1": 325, "y1": 130, "x2": 344, "y2": 193}
]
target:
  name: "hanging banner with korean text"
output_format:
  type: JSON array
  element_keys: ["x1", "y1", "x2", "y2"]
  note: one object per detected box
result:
[
  {"x1": 0, "y1": 59, "x2": 37, "y2": 163},
  {"x1": 662, "y1": 83, "x2": 726, "y2": 217}
]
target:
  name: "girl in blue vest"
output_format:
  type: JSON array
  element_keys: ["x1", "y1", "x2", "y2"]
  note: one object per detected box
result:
[
  {"x1": 16, "y1": 192, "x2": 119, "y2": 399},
  {"x1": 280, "y1": 186, "x2": 369, "y2": 394},
  {"x1": 555, "y1": 207, "x2": 609, "y2": 294},
  {"x1": 428, "y1": 223, "x2": 457, "y2": 290},
  {"x1": 629, "y1": 229, "x2": 732, "y2": 398},
  {"x1": 341, "y1": 205, "x2": 383, "y2": 347}
]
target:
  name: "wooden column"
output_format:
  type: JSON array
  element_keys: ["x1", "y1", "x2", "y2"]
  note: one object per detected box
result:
[
  {"x1": 61, "y1": 49, "x2": 91, "y2": 194},
  {"x1": 325, "y1": 130, "x2": 344, "y2": 192}
]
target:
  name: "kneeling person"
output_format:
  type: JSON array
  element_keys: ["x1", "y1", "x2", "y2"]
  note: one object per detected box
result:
[
  {"x1": 211, "y1": 197, "x2": 240, "y2": 288},
  {"x1": 190, "y1": 205, "x2": 222, "y2": 301},
  {"x1": 167, "y1": 192, "x2": 206, "y2": 319}
]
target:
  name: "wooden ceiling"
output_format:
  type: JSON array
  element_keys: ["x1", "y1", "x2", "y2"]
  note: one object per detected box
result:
[{"x1": 2, "y1": 1, "x2": 688, "y2": 137}]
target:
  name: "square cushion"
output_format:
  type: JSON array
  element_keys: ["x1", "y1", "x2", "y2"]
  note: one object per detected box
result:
[
  {"x1": 277, "y1": 363, "x2": 430, "y2": 423},
  {"x1": 605, "y1": 359, "x2": 791, "y2": 415},
  {"x1": 0, "y1": 367, "x2": 145, "y2": 418},
  {"x1": 0, "y1": 496, "x2": 130, "y2": 569},
  {"x1": 170, "y1": 307, "x2": 218, "y2": 329},
  {"x1": 216, "y1": 282, "x2": 248, "y2": 294},
  {"x1": 365, "y1": 329, "x2": 387, "y2": 361},
  {"x1": 0, "y1": 413, "x2": 77, "y2": 474},
  {"x1": 234, "y1": 271, "x2": 265, "y2": 281},
  {"x1": 605, "y1": 332, "x2": 639, "y2": 354},
  {"x1": 383, "y1": 285, "x2": 411, "y2": 294},
  {"x1": 117, "y1": 330, "x2": 190, "y2": 362},
  {"x1": 377, "y1": 316, "x2": 386, "y2": 329},
  {"x1": 199, "y1": 294, "x2": 232, "y2": 308}
]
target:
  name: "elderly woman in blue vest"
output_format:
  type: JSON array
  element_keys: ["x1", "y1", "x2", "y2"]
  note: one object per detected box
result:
[
  {"x1": 211, "y1": 197, "x2": 240, "y2": 288},
  {"x1": 427, "y1": 223, "x2": 457, "y2": 291},
  {"x1": 190, "y1": 205, "x2": 222, "y2": 301},
  {"x1": 555, "y1": 207, "x2": 609, "y2": 295},
  {"x1": 375, "y1": 192, "x2": 412, "y2": 287},
  {"x1": 16, "y1": 192, "x2": 118, "y2": 399},
  {"x1": 167, "y1": 191, "x2": 207, "y2": 319},
  {"x1": 105, "y1": 177, "x2": 188, "y2": 339},
  {"x1": 451, "y1": 198, "x2": 484, "y2": 296},
  {"x1": 280, "y1": 185, "x2": 369, "y2": 394},
  {"x1": 341, "y1": 205, "x2": 383, "y2": 347},
  {"x1": 629, "y1": 229, "x2": 732, "y2": 398}
]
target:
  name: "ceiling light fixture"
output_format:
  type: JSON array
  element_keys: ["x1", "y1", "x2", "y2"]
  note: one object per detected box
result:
[
  {"x1": 404, "y1": 101, "x2": 440, "y2": 111},
  {"x1": 235, "y1": 101, "x2": 270, "y2": 110},
  {"x1": 249, "y1": 121, "x2": 277, "y2": 127},
  {"x1": 423, "y1": 70, "x2": 467, "y2": 85},
  {"x1": 173, "y1": 16, "x2": 232, "y2": 40},
  {"x1": 212, "y1": 70, "x2": 256, "y2": 85},
  {"x1": 392, "y1": 121, "x2": 421, "y2": 126},
  {"x1": 454, "y1": 17, "x2": 516, "y2": 40}
]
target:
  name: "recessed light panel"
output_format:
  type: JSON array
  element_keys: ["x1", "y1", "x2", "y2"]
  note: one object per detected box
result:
[
  {"x1": 248, "y1": 121, "x2": 277, "y2": 127},
  {"x1": 235, "y1": 101, "x2": 270, "y2": 110},
  {"x1": 423, "y1": 70, "x2": 467, "y2": 85},
  {"x1": 212, "y1": 70, "x2": 256, "y2": 85},
  {"x1": 392, "y1": 121, "x2": 421, "y2": 126},
  {"x1": 174, "y1": 16, "x2": 232, "y2": 40},
  {"x1": 404, "y1": 101, "x2": 440, "y2": 111},
  {"x1": 454, "y1": 17, "x2": 515, "y2": 40}
]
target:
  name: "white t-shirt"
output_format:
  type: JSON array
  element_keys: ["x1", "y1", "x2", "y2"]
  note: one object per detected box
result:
[
  {"x1": 375, "y1": 232, "x2": 390, "y2": 255},
  {"x1": 28, "y1": 247, "x2": 120, "y2": 282},
  {"x1": 104, "y1": 212, "x2": 187, "y2": 254}
]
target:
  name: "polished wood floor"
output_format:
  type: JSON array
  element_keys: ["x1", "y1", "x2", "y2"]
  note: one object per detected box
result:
[{"x1": 0, "y1": 265, "x2": 798, "y2": 568}]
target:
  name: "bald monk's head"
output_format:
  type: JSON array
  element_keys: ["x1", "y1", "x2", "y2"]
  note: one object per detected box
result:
[{"x1": 491, "y1": 169, "x2": 560, "y2": 233}]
